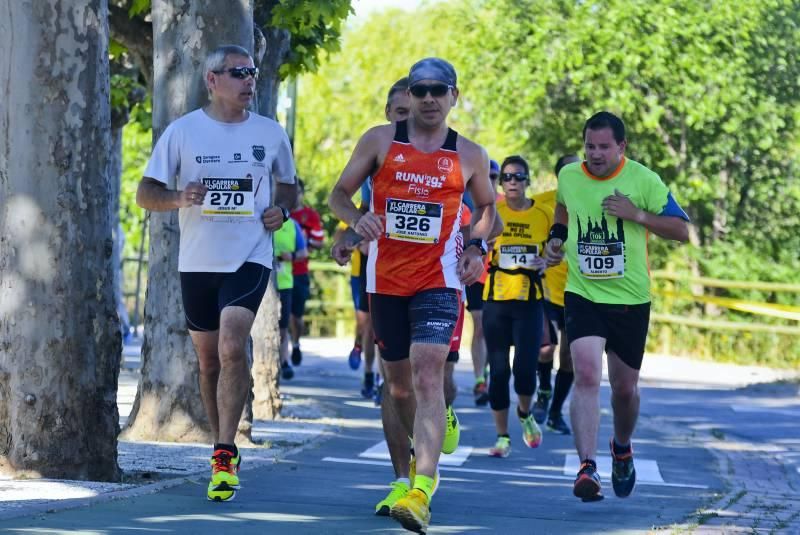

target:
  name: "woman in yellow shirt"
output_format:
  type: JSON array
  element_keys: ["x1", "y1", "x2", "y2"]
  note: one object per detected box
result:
[{"x1": 482, "y1": 155, "x2": 551, "y2": 458}]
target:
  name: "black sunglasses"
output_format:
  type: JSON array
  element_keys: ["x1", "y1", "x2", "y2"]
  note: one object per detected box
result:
[
  {"x1": 214, "y1": 66, "x2": 259, "y2": 79},
  {"x1": 501, "y1": 172, "x2": 529, "y2": 182},
  {"x1": 409, "y1": 83, "x2": 452, "y2": 98}
]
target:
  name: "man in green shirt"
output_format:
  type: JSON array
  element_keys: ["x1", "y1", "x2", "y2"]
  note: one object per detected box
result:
[{"x1": 545, "y1": 111, "x2": 690, "y2": 501}]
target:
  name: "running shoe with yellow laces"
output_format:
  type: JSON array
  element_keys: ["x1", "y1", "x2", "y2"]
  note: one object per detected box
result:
[
  {"x1": 207, "y1": 448, "x2": 241, "y2": 502},
  {"x1": 375, "y1": 480, "x2": 410, "y2": 516},
  {"x1": 390, "y1": 488, "x2": 431, "y2": 534},
  {"x1": 441, "y1": 405, "x2": 460, "y2": 454},
  {"x1": 488, "y1": 435, "x2": 511, "y2": 458},
  {"x1": 520, "y1": 411, "x2": 543, "y2": 448}
]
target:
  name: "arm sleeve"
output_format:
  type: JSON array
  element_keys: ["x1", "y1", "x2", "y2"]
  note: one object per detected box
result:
[
  {"x1": 645, "y1": 172, "x2": 690, "y2": 222},
  {"x1": 294, "y1": 220, "x2": 307, "y2": 250},
  {"x1": 659, "y1": 192, "x2": 690, "y2": 221},
  {"x1": 143, "y1": 123, "x2": 179, "y2": 185}
]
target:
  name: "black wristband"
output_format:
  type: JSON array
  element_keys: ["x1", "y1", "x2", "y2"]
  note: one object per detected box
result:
[{"x1": 548, "y1": 223, "x2": 568, "y2": 242}]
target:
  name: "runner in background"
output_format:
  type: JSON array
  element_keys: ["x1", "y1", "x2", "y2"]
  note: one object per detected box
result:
[
  {"x1": 274, "y1": 218, "x2": 307, "y2": 381},
  {"x1": 532, "y1": 154, "x2": 581, "y2": 434},
  {"x1": 465, "y1": 159, "x2": 500, "y2": 405},
  {"x1": 482, "y1": 155, "x2": 548, "y2": 458},
  {"x1": 290, "y1": 179, "x2": 325, "y2": 367}
]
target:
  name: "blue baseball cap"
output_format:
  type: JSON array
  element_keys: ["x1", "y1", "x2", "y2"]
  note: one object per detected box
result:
[
  {"x1": 408, "y1": 57, "x2": 457, "y2": 87},
  {"x1": 490, "y1": 159, "x2": 500, "y2": 174}
]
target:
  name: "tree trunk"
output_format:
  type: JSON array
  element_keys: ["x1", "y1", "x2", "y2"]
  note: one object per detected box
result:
[
  {"x1": 249, "y1": 21, "x2": 291, "y2": 419},
  {"x1": 255, "y1": 26, "x2": 291, "y2": 119},
  {"x1": 252, "y1": 273, "x2": 283, "y2": 420},
  {"x1": 0, "y1": 0, "x2": 120, "y2": 481},
  {"x1": 122, "y1": 0, "x2": 255, "y2": 443}
]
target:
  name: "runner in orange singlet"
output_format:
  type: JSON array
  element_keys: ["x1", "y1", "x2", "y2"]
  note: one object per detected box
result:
[{"x1": 329, "y1": 58, "x2": 496, "y2": 534}]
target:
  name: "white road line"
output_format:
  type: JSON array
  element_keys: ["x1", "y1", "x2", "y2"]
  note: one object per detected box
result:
[
  {"x1": 730, "y1": 405, "x2": 800, "y2": 418},
  {"x1": 322, "y1": 457, "x2": 708, "y2": 489},
  {"x1": 565, "y1": 454, "x2": 664, "y2": 483},
  {"x1": 359, "y1": 441, "x2": 472, "y2": 466}
]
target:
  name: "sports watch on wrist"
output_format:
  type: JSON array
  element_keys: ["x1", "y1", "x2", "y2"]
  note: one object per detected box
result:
[
  {"x1": 466, "y1": 238, "x2": 488, "y2": 256},
  {"x1": 280, "y1": 206, "x2": 291, "y2": 222}
]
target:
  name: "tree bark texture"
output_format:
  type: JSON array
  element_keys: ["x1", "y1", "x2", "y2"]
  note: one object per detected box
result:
[
  {"x1": 122, "y1": 0, "x2": 255, "y2": 443},
  {"x1": 0, "y1": 0, "x2": 120, "y2": 481},
  {"x1": 251, "y1": 273, "x2": 282, "y2": 420},
  {"x1": 255, "y1": 25, "x2": 290, "y2": 119}
]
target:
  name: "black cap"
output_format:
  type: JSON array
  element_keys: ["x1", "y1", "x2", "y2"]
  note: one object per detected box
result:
[{"x1": 408, "y1": 57, "x2": 457, "y2": 87}]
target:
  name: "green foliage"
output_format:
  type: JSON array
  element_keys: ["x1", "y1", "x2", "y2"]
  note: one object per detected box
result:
[
  {"x1": 120, "y1": 119, "x2": 151, "y2": 261},
  {"x1": 268, "y1": 0, "x2": 354, "y2": 78},
  {"x1": 292, "y1": 0, "x2": 800, "y2": 363},
  {"x1": 127, "y1": 0, "x2": 149, "y2": 17}
]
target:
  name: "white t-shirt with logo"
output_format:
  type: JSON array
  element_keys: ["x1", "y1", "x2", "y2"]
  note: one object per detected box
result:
[{"x1": 144, "y1": 109, "x2": 296, "y2": 272}]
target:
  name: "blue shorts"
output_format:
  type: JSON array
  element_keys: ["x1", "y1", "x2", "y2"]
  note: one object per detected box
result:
[{"x1": 291, "y1": 273, "x2": 311, "y2": 317}]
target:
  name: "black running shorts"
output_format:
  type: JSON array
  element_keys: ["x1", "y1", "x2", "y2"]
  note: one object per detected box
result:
[
  {"x1": 371, "y1": 288, "x2": 460, "y2": 362},
  {"x1": 542, "y1": 301, "x2": 564, "y2": 346},
  {"x1": 180, "y1": 262, "x2": 271, "y2": 332},
  {"x1": 564, "y1": 292, "x2": 651, "y2": 370},
  {"x1": 465, "y1": 281, "x2": 484, "y2": 312}
]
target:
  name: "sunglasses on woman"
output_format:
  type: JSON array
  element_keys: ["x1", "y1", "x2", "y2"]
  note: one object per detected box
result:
[
  {"x1": 409, "y1": 83, "x2": 452, "y2": 98},
  {"x1": 501, "y1": 172, "x2": 529, "y2": 182},
  {"x1": 214, "y1": 66, "x2": 259, "y2": 79}
]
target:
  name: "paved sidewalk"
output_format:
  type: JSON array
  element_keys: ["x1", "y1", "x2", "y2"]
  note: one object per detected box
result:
[{"x1": 1, "y1": 338, "x2": 797, "y2": 529}]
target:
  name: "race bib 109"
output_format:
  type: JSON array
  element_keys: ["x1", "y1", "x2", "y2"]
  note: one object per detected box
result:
[
  {"x1": 201, "y1": 177, "x2": 255, "y2": 218},
  {"x1": 385, "y1": 198, "x2": 443, "y2": 244},
  {"x1": 577, "y1": 241, "x2": 625, "y2": 279}
]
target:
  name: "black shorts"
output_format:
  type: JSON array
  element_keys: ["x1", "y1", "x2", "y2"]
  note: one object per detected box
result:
[
  {"x1": 371, "y1": 288, "x2": 460, "y2": 362},
  {"x1": 180, "y1": 262, "x2": 271, "y2": 332},
  {"x1": 465, "y1": 281, "x2": 484, "y2": 312},
  {"x1": 291, "y1": 273, "x2": 310, "y2": 317},
  {"x1": 564, "y1": 292, "x2": 651, "y2": 370},
  {"x1": 542, "y1": 301, "x2": 565, "y2": 345},
  {"x1": 278, "y1": 289, "x2": 292, "y2": 329}
]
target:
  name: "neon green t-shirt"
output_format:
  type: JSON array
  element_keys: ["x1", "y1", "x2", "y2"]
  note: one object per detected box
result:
[
  {"x1": 273, "y1": 219, "x2": 297, "y2": 291},
  {"x1": 556, "y1": 157, "x2": 670, "y2": 305}
]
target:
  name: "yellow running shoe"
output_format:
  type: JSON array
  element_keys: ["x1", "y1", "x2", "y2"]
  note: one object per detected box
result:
[
  {"x1": 375, "y1": 480, "x2": 410, "y2": 516},
  {"x1": 390, "y1": 488, "x2": 430, "y2": 534},
  {"x1": 409, "y1": 457, "x2": 440, "y2": 496},
  {"x1": 207, "y1": 448, "x2": 240, "y2": 502},
  {"x1": 441, "y1": 405, "x2": 460, "y2": 454},
  {"x1": 520, "y1": 413, "x2": 543, "y2": 448}
]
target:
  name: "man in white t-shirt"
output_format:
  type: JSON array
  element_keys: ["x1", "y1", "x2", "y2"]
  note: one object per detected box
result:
[{"x1": 136, "y1": 44, "x2": 297, "y2": 503}]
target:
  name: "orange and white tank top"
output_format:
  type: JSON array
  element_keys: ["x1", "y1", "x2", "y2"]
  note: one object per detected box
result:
[{"x1": 367, "y1": 120, "x2": 465, "y2": 296}]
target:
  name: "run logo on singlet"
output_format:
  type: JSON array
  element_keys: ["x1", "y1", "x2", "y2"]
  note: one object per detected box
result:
[{"x1": 201, "y1": 177, "x2": 255, "y2": 218}]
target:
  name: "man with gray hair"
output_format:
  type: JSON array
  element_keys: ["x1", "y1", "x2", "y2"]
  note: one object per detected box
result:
[
  {"x1": 136, "y1": 44, "x2": 297, "y2": 502},
  {"x1": 329, "y1": 57, "x2": 497, "y2": 533}
]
